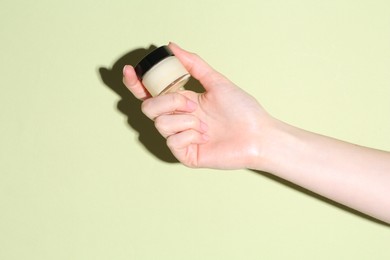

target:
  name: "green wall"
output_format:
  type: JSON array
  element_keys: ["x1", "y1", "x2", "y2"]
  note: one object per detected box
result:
[{"x1": 1, "y1": 0, "x2": 389, "y2": 259}]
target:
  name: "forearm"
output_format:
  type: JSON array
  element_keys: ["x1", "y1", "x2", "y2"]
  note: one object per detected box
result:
[{"x1": 253, "y1": 119, "x2": 390, "y2": 223}]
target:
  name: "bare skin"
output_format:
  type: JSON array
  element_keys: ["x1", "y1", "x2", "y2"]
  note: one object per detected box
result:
[{"x1": 123, "y1": 42, "x2": 390, "y2": 223}]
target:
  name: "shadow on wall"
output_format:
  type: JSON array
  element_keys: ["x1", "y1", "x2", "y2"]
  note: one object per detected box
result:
[
  {"x1": 98, "y1": 45, "x2": 176, "y2": 163},
  {"x1": 98, "y1": 45, "x2": 204, "y2": 163}
]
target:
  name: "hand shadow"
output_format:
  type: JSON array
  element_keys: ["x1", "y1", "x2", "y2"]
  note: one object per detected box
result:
[{"x1": 98, "y1": 45, "x2": 204, "y2": 163}]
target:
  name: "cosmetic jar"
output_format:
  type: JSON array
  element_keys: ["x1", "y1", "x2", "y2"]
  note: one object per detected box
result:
[{"x1": 135, "y1": 45, "x2": 190, "y2": 96}]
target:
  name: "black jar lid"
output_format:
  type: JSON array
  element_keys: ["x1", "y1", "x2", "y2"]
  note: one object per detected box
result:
[{"x1": 135, "y1": 45, "x2": 174, "y2": 79}]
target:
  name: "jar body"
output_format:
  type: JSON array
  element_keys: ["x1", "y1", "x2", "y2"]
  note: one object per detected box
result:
[{"x1": 141, "y1": 56, "x2": 190, "y2": 96}]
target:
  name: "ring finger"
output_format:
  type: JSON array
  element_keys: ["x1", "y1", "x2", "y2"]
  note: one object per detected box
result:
[{"x1": 154, "y1": 114, "x2": 208, "y2": 139}]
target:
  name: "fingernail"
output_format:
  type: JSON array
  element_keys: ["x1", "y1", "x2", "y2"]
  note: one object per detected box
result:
[
  {"x1": 123, "y1": 65, "x2": 129, "y2": 75},
  {"x1": 168, "y1": 42, "x2": 180, "y2": 49}
]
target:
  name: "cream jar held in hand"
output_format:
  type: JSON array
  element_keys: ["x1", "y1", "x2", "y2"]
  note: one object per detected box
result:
[{"x1": 135, "y1": 45, "x2": 190, "y2": 96}]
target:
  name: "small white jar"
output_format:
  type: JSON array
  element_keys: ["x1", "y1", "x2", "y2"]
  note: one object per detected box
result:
[{"x1": 135, "y1": 45, "x2": 190, "y2": 96}]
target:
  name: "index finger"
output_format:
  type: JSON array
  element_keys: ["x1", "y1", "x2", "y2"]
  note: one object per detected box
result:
[{"x1": 168, "y1": 42, "x2": 230, "y2": 90}]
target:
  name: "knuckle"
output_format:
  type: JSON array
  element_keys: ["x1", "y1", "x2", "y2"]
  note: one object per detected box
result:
[
  {"x1": 154, "y1": 116, "x2": 167, "y2": 132},
  {"x1": 140, "y1": 100, "x2": 148, "y2": 113},
  {"x1": 170, "y1": 93, "x2": 187, "y2": 109},
  {"x1": 166, "y1": 136, "x2": 176, "y2": 149},
  {"x1": 141, "y1": 100, "x2": 152, "y2": 117},
  {"x1": 184, "y1": 116, "x2": 197, "y2": 128}
]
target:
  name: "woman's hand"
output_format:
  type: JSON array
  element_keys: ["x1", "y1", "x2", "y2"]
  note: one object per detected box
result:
[{"x1": 123, "y1": 43, "x2": 273, "y2": 169}]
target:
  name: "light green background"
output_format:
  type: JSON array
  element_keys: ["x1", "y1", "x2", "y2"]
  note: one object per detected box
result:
[{"x1": 1, "y1": 0, "x2": 389, "y2": 259}]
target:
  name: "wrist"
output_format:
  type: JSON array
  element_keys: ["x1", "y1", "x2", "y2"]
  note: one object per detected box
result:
[{"x1": 246, "y1": 118, "x2": 302, "y2": 173}]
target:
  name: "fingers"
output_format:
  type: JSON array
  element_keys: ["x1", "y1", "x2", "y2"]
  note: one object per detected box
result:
[
  {"x1": 167, "y1": 130, "x2": 209, "y2": 150},
  {"x1": 155, "y1": 114, "x2": 208, "y2": 138},
  {"x1": 123, "y1": 65, "x2": 151, "y2": 100},
  {"x1": 168, "y1": 42, "x2": 229, "y2": 90},
  {"x1": 141, "y1": 92, "x2": 197, "y2": 120}
]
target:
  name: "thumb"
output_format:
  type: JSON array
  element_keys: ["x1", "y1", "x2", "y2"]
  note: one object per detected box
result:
[{"x1": 168, "y1": 42, "x2": 228, "y2": 91}]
